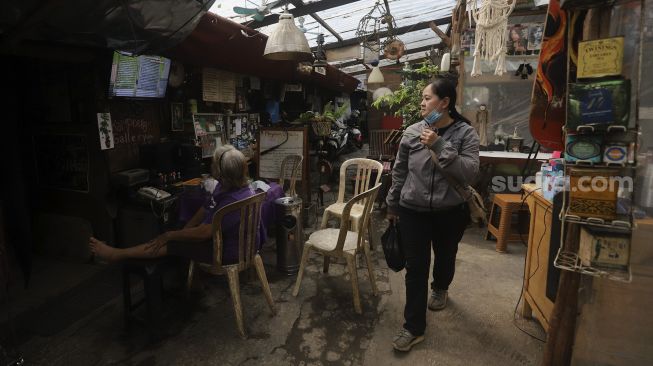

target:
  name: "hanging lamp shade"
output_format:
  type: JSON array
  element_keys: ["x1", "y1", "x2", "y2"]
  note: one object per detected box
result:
[
  {"x1": 368, "y1": 65, "x2": 385, "y2": 84},
  {"x1": 263, "y1": 12, "x2": 312, "y2": 61}
]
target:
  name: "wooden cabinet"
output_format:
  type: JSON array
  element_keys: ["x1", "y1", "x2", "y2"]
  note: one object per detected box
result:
[{"x1": 521, "y1": 183, "x2": 554, "y2": 332}]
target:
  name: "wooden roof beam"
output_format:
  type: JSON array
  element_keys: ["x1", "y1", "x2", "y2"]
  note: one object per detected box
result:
[{"x1": 289, "y1": 0, "x2": 343, "y2": 41}]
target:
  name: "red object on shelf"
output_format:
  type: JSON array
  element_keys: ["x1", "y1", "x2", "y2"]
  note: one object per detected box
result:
[{"x1": 381, "y1": 116, "x2": 402, "y2": 130}]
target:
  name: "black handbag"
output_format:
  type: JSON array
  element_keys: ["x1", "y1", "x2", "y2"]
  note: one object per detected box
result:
[{"x1": 381, "y1": 221, "x2": 405, "y2": 272}]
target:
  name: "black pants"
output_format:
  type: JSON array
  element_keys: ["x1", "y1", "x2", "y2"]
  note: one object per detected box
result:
[{"x1": 398, "y1": 203, "x2": 469, "y2": 336}]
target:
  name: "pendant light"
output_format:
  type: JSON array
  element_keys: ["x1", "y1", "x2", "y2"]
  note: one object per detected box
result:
[
  {"x1": 367, "y1": 64, "x2": 385, "y2": 84},
  {"x1": 440, "y1": 52, "x2": 451, "y2": 72},
  {"x1": 263, "y1": 11, "x2": 312, "y2": 61}
]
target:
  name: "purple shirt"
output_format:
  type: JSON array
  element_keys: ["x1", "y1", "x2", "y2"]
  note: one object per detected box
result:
[{"x1": 203, "y1": 185, "x2": 261, "y2": 264}]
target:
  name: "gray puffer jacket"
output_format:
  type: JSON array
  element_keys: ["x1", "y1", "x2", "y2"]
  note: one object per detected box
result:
[{"x1": 386, "y1": 119, "x2": 480, "y2": 212}]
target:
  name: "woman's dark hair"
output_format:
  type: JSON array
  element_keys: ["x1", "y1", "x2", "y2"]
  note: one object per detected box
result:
[{"x1": 429, "y1": 78, "x2": 471, "y2": 125}]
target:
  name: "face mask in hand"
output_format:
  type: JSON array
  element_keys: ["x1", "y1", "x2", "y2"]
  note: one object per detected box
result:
[{"x1": 424, "y1": 109, "x2": 443, "y2": 125}]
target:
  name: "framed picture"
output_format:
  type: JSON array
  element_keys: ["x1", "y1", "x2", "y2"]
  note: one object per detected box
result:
[
  {"x1": 192, "y1": 113, "x2": 226, "y2": 158},
  {"x1": 528, "y1": 23, "x2": 544, "y2": 51},
  {"x1": 507, "y1": 25, "x2": 529, "y2": 55},
  {"x1": 506, "y1": 137, "x2": 524, "y2": 152},
  {"x1": 171, "y1": 103, "x2": 184, "y2": 131}
]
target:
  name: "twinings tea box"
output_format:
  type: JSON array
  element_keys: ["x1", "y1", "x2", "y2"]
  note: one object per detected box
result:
[
  {"x1": 565, "y1": 134, "x2": 603, "y2": 163},
  {"x1": 603, "y1": 143, "x2": 628, "y2": 165},
  {"x1": 567, "y1": 79, "x2": 630, "y2": 131},
  {"x1": 568, "y1": 167, "x2": 619, "y2": 220}
]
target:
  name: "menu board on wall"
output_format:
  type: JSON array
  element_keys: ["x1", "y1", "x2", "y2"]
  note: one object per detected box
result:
[
  {"x1": 202, "y1": 68, "x2": 236, "y2": 103},
  {"x1": 108, "y1": 52, "x2": 171, "y2": 98},
  {"x1": 34, "y1": 133, "x2": 89, "y2": 192}
]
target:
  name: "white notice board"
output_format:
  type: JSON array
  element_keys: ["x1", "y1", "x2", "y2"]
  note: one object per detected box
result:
[{"x1": 257, "y1": 127, "x2": 308, "y2": 182}]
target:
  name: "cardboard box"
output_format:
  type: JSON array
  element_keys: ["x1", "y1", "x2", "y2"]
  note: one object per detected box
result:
[{"x1": 579, "y1": 226, "x2": 630, "y2": 269}]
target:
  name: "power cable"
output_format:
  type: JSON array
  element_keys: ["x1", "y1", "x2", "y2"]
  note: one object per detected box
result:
[
  {"x1": 260, "y1": 130, "x2": 290, "y2": 156},
  {"x1": 512, "y1": 188, "x2": 547, "y2": 343}
]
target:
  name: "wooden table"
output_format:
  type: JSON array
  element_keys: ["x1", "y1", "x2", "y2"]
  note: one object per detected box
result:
[
  {"x1": 475, "y1": 151, "x2": 553, "y2": 203},
  {"x1": 480, "y1": 151, "x2": 553, "y2": 162},
  {"x1": 521, "y1": 183, "x2": 554, "y2": 332}
]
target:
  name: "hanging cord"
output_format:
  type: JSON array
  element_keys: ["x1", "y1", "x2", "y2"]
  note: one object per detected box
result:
[{"x1": 260, "y1": 130, "x2": 289, "y2": 156}]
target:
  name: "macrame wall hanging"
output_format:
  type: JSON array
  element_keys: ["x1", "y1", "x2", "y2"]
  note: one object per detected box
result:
[{"x1": 469, "y1": 0, "x2": 516, "y2": 77}]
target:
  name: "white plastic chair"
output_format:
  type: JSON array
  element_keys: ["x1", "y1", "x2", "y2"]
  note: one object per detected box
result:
[{"x1": 293, "y1": 184, "x2": 381, "y2": 314}]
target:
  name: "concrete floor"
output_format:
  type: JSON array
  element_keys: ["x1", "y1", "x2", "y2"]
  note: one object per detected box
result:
[
  {"x1": 2, "y1": 146, "x2": 545, "y2": 365},
  {"x1": 3, "y1": 215, "x2": 545, "y2": 366}
]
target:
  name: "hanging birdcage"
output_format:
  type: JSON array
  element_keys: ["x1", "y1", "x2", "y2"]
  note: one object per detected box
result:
[{"x1": 356, "y1": 1, "x2": 399, "y2": 54}]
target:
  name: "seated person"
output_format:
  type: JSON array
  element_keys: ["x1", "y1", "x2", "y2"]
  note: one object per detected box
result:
[{"x1": 90, "y1": 145, "x2": 260, "y2": 265}]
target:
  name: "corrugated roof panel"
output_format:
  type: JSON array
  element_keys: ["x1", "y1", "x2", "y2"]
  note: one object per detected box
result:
[{"x1": 210, "y1": 0, "x2": 457, "y2": 46}]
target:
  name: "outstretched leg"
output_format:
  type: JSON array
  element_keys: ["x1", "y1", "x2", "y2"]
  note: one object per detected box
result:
[{"x1": 89, "y1": 237, "x2": 167, "y2": 262}]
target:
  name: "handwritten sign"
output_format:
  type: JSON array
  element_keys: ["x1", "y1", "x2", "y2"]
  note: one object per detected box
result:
[
  {"x1": 258, "y1": 128, "x2": 306, "y2": 180},
  {"x1": 577, "y1": 37, "x2": 624, "y2": 78},
  {"x1": 34, "y1": 133, "x2": 89, "y2": 192},
  {"x1": 111, "y1": 118, "x2": 157, "y2": 146}
]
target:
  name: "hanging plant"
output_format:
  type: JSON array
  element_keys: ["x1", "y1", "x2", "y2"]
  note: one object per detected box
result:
[
  {"x1": 297, "y1": 101, "x2": 350, "y2": 137},
  {"x1": 371, "y1": 60, "x2": 440, "y2": 129}
]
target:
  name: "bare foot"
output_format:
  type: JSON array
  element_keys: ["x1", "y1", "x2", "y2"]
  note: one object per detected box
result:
[{"x1": 89, "y1": 237, "x2": 120, "y2": 262}]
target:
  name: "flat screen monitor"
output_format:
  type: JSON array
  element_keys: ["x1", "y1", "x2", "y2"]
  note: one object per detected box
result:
[{"x1": 108, "y1": 51, "x2": 171, "y2": 98}]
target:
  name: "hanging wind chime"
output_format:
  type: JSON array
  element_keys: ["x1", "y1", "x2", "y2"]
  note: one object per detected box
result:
[{"x1": 469, "y1": 0, "x2": 516, "y2": 77}]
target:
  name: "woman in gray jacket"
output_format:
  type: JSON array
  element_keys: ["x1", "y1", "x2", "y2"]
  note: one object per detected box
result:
[{"x1": 387, "y1": 77, "x2": 480, "y2": 352}]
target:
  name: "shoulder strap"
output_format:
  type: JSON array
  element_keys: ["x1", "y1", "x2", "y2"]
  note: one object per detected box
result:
[{"x1": 428, "y1": 150, "x2": 471, "y2": 200}]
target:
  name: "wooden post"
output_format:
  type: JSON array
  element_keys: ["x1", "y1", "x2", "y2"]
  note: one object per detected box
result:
[
  {"x1": 450, "y1": 0, "x2": 467, "y2": 111},
  {"x1": 542, "y1": 223, "x2": 581, "y2": 366}
]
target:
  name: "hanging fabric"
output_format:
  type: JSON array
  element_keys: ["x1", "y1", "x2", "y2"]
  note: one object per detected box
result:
[{"x1": 469, "y1": 0, "x2": 516, "y2": 77}]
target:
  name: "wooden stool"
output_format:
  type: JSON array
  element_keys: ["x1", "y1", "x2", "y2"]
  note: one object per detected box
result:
[{"x1": 485, "y1": 193, "x2": 529, "y2": 253}]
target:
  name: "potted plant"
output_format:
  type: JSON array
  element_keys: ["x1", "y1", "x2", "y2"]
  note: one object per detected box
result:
[
  {"x1": 298, "y1": 101, "x2": 350, "y2": 138},
  {"x1": 371, "y1": 61, "x2": 441, "y2": 129}
]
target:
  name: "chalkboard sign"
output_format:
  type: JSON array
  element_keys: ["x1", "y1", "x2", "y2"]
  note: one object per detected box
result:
[
  {"x1": 105, "y1": 111, "x2": 160, "y2": 172},
  {"x1": 112, "y1": 117, "x2": 158, "y2": 146},
  {"x1": 34, "y1": 133, "x2": 89, "y2": 192}
]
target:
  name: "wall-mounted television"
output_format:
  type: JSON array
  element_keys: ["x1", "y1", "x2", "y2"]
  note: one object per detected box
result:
[{"x1": 108, "y1": 51, "x2": 171, "y2": 98}]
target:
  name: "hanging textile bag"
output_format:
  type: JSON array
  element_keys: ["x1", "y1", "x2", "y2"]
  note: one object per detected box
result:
[{"x1": 381, "y1": 221, "x2": 405, "y2": 272}]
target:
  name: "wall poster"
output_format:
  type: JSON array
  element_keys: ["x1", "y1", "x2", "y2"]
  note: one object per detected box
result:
[
  {"x1": 193, "y1": 113, "x2": 226, "y2": 158},
  {"x1": 96, "y1": 112, "x2": 114, "y2": 150}
]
